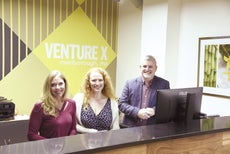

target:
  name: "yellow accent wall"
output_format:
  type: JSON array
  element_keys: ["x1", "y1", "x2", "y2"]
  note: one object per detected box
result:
[{"x1": 0, "y1": 0, "x2": 118, "y2": 115}]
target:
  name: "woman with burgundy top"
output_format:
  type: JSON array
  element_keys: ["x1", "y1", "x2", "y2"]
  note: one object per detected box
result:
[{"x1": 27, "y1": 70, "x2": 77, "y2": 141}]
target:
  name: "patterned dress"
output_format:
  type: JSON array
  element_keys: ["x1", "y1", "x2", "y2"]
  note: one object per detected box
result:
[{"x1": 81, "y1": 99, "x2": 112, "y2": 131}]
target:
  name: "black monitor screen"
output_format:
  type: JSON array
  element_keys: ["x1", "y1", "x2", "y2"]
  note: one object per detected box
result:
[{"x1": 155, "y1": 87, "x2": 203, "y2": 124}]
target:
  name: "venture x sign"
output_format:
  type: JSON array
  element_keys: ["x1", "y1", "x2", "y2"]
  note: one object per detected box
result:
[
  {"x1": 32, "y1": 8, "x2": 116, "y2": 94},
  {"x1": 45, "y1": 43, "x2": 109, "y2": 67}
]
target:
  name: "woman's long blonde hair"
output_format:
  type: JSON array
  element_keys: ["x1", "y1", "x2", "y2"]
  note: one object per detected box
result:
[
  {"x1": 41, "y1": 70, "x2": 68, "y2": 116},
  {"x1": 81, "y1": 67, "x2": 115, "y2": 108}
]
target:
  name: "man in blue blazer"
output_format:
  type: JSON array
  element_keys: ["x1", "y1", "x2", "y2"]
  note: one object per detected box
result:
[{"x1": 119, "y1": 55, "x2": 170, "y2": 127}]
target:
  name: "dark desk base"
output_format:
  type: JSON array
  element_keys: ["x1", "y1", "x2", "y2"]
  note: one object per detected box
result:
[{"x1": 0, "y1": 118, "x2": 29, "y2": 145}]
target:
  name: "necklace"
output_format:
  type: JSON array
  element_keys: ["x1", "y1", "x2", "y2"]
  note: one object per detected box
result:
[
  {"x1": 90, "y1": 98, "x2": 107, "y2": 115},
  {"x1": 56, "y1": 101, "x2": 64, "y2": 111}
]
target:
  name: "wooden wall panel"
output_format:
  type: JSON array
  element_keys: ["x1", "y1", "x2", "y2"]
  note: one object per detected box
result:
[
  {"x1": 96, "y1": 144, "x2": 147, "y2": 154},
  {"x1": 96, "y1": 131, "x2": 230, "y2": 154}
]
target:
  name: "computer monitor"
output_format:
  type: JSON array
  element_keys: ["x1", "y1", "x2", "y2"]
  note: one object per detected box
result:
[{"x1": 155, "y1": 87, "x2": 203, "y2": 124}]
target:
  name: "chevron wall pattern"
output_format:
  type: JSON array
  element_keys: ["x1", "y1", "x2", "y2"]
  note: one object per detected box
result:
[{"x1": 0, "y1": 0, "x2": 118, "y2": 115}]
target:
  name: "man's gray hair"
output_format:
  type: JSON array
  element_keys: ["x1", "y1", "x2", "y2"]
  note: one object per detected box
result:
[{"x1": 141, "y1": 55, "x2": 157, "y2": 65}]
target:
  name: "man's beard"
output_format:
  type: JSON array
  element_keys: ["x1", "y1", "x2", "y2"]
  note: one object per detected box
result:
[{"x1": 143, "y1": 73, "x2": 154, "y2": 80}]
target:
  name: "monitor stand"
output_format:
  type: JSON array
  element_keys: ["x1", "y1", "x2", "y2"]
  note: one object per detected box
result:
[{"x1": 185, "y1": 93, "x2": 196, "y2": 122}]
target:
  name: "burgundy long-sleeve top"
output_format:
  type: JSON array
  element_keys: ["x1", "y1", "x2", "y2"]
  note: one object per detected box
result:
[{"x1": 27, "y1": 99, "x2": 77, "y2": 141}]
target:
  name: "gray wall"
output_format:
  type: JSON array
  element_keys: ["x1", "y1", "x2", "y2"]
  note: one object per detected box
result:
[{"x1": 117, "y1": 0, "x2": 230, "y2": 116}]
